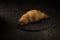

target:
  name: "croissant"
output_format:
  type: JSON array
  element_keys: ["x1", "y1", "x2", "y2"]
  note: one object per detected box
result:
[{"x1": 18, "y1": 9, "x2": 48, "y2": 25}]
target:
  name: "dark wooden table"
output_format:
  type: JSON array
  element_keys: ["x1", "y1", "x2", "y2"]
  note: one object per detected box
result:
[{"x1": 0, "y1": 0, "x2": 60, "y2": 40}]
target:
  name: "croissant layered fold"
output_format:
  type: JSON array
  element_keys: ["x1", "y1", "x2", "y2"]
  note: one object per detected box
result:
[{"x1": 18, "y1": 10, "x2": 48, "y2": 25}]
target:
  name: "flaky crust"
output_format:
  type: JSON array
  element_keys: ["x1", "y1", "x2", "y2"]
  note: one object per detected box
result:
[{"x1": 18, "y1": 10, "x2": 48, "y2": 25}]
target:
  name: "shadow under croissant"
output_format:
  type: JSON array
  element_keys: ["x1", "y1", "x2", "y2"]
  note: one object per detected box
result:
[{"x1": 17, "y1": 17, "x2": 54, "y2": 32}]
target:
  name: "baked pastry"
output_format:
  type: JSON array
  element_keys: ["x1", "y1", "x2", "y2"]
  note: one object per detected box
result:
[{"x1": 18, "y1": 9, "x2": 48, "y2": 25}]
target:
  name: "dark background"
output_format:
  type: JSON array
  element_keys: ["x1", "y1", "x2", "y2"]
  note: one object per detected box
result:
[{"x1": 0, "y1": 0, "x2": 60, "y2": 40}]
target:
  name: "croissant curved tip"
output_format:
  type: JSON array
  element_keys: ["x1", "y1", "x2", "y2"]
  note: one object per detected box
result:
[
  {"x1": 18, "y1": 20, "x2": 24, "y2": 25},
  {"x1": 44, "y1": 14, "x2": 49, "y2": 18},
  {"x1": 18, "y1": 19, "x2": 29, "y2": 25}
]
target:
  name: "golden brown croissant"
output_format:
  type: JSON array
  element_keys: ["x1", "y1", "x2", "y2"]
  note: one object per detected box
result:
[{"x1": 18, "y1": 9, "x2": 48, "y2": 25}]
